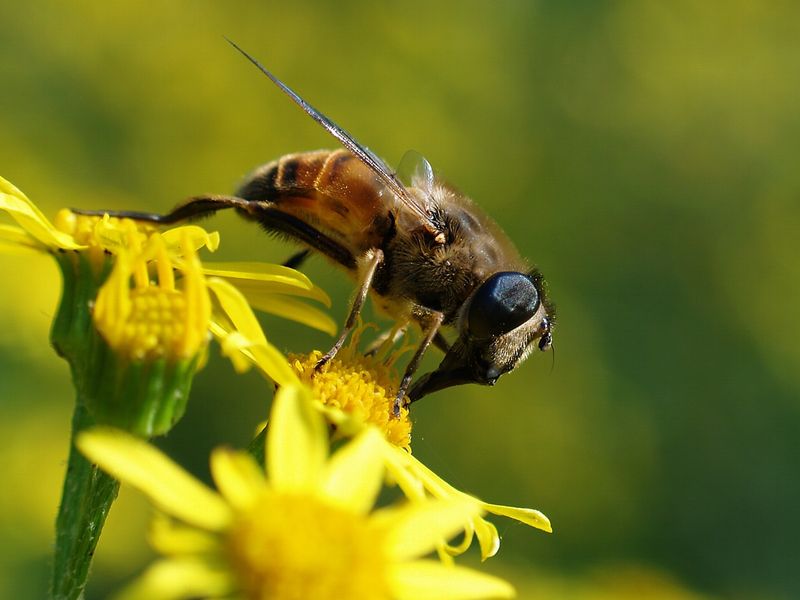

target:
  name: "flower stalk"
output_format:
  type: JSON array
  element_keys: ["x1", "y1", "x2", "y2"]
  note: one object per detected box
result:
[
  {"x1": 49, "y1": 250, "x2": 117, "y2": 600},
  {"x1": 48, "y1": 242, "x2": 206, "y2": 599},
  {"x1": 51, "y1": 404, "x2": 120, "y2": 600}
]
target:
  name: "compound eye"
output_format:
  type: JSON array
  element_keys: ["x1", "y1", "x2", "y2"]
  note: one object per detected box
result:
[{"x1": 467, "y1": 272, "x2": 540, "y2": 339}]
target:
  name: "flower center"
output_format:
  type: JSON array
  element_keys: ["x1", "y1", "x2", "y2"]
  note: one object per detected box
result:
[
  {"x1": 93, "y1": 235, "x2": 210, "y2": 361},
  {"x1": 289, "y1": 350, "x2": 412, "y2": 449},
  {"x1": 116, "y1": 287, "x2": 189, "y2": 360},
  {"x1": 227, "y1": 493, "x2": 389, "y2": 600}
]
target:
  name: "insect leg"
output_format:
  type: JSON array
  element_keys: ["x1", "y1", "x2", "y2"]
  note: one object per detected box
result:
[
  {"x1": 316, "y1": 248, "x2": 384, "y2": 370},
  {"x1": 432, "y1": 330, "x2": 451, "y2": 354},
  {"x1": 281, "y1": 249, "x2": 311, "y2": 270},
  {"x1": 392, "y1": 311, "x2": 445, "y2": 418},
  {"x1": 71, "y1": 195, "x2": 257, "y2": 225}
]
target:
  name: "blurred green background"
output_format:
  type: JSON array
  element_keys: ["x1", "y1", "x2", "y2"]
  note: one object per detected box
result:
[{"x1": 1, "y1": 1, "x2": 798, "y2": 598}]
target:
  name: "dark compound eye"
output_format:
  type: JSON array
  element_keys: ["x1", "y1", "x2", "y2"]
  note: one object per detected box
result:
[{"x1": 467, "y1": 272, "x2": 540, "y2": 339}]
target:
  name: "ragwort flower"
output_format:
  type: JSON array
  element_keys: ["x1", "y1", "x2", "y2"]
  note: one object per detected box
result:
[
  {"x1": 0, "y1": 175, "x2": 332, "y2": 431},
  {"x1": 222, "y1": 314, "x2": 552, "y2": 562},
  {"x1": 78, "y1": 385, "x2": 515, "y2": 600}
]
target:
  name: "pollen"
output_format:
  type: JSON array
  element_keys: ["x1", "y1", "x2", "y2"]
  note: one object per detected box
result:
[
  {"x1": 93, "y1": 234, "x2": 211, "y2": 362},
  {"x1": 226, "y1": 492, "x2": 389, "y2": 600},
  {"x1": 289, "y1": 349, "x2": 412, "y2": 450}
]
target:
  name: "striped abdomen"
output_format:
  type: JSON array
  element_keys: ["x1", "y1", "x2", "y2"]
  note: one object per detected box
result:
[{"x1": 235, "y1": 149, "x2": 395, "y2": 268}]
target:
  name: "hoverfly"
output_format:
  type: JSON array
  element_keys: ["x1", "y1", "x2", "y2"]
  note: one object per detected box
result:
[{"x1": 79, "y1": 40, "x2": 554, "y2": 416}]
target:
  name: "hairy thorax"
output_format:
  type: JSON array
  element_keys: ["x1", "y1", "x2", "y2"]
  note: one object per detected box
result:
[{"x1": 374, "y1": 187, "x2": 526, "y2": 326}]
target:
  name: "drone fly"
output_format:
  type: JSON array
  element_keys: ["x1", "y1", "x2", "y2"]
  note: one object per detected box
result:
[{"x1": 78, "y1": 41, "x2": 554, "y2": 415}]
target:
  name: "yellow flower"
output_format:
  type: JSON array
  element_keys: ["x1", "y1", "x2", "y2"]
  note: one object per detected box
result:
[
  {"x1": 289, "y1": 347, "x2": 413, "y2": 450},
  {"x1": 218, "y1": 315, "x2": 552, "y2": 562},
  {"x1": 77, "y1": 385, "x2": 515, "y2": 600},
  {"x1": 0, "y1": 176, "x2": 333, "y2": 377},
  {"x1": 93, "y1": 233, "x2": 211, "y2": 363}
]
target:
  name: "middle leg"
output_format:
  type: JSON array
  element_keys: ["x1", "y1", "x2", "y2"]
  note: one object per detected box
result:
[
  {"x1": 392, "y1": 311, "x2": 445, "y2": 417},
  {"x1": 316, "y1": 248, "x2": 384, "y2": 370}
]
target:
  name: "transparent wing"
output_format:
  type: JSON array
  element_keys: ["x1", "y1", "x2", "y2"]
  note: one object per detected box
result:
[
  {"x1": 396, "y1": 149, "x2": 436, "y2": 195},
  {"x1": 227, "y1": 39, "x2": 438, "y2": 233}
]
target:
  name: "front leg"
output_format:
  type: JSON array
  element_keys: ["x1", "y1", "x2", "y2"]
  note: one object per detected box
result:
[
  {"x1": 392, "y1": 311, "x2": 445, "y2": 418},
  {"x1": 316, "y1": 248, "x2": 384, "y2": 370}
]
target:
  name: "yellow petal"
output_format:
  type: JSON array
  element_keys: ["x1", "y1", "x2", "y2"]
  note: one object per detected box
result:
[
  {"x1": 436, "y1": 544, "x2": 456, "y2": 566},
  {"x1": 207, "y1": 277, "x2": 299, "y2": 385},
  {"x1": 212, "y1": 327, "x2": 257, "y2": 373},
  {"x1": 0, "y1": 223, "x2": 41, "y2": 254},
  {"x1": 230, "y1": 275, "x2": 332, "y2": 307},
  {"x1": 207, "y1": 278, "x2": 267, "y2": 345},
  {"x1": 202, "y1": 261, "x2": 316, "y2": 288},
  {"x1": 320, "y1": 428, "x2": 384, "y2": 514},
  {"x1": 0, "y1": 224, "x2": 41, "y2": 254},
  {"x1": 114, "y1": 558, "x2": 232, "y2": 600},
  {"x1": 443, "y1": 522, "x2": 475, "y2": 556},
  {"x1": 380, "y1": 498, "x2": 481, "y2": 562},
  {"x1": 209, "y1": 448, "x2": 266, "y2": 510},
  {"x1": 240, "y1": 291, "x2": 337, "y2": 335},
  {"x1": 388, "y1": 560, "x2": 515, "y2": 600},
  {"x1": 160, "y1": 225, "x2": 220, "y2": 253},
  {"x1": 148, "y1": 514, "x2": 220, "y2": 556},
  {"x1": 267, "y1": 384, "x2": 328, "y2": 493},
  {"x1": 250, "y1": 345, "x2": 303, "y2": 386},
  {"x1": 76, "y1": 428, "x2": 231, "y2": 531},
  {"x1": 382, "y1": 445, "x2": 427, "y2": 502},
  {"x1": 387, "y1": 446, "x2": 553, "y2": 533},
  {"x1": 473, "y1": 517, "x2": 500, "y2": 561},
  {"x1": 212, "y1": 320, "x2": 299, "y2": 386},
  {"x1": 481, "y1": 503, "x2": 552, "y2": 534},
  {"x1": 0, "y1": 177, "x2": 83, "y2": 249},
  {"x1": 403, "y1": 450, "x2": 460, "y2": 496},
  {"x1": 0, "y1": 242, "x2": 40, "y2": 255}
]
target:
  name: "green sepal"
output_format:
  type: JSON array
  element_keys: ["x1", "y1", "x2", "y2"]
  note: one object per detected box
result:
[
  {"x1": 86, "y1": 352, "x2": 200, "y2": 436},
  {"x1": 51, "y1": 251, "x2": 200, "y2": 436}
]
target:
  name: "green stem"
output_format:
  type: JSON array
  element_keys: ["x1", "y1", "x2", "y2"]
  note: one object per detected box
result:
[{"x1": 51, "y1": 402, "x2": 119, "y2": 600}]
